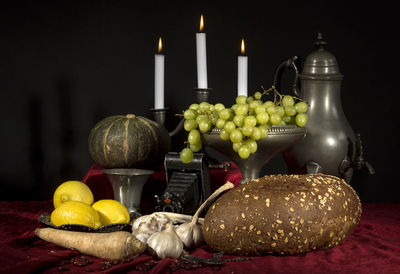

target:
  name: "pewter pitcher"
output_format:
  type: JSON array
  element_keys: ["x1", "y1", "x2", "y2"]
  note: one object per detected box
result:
[{"x1": 275, "y1": 33, "x2": 374, "y2": 182}]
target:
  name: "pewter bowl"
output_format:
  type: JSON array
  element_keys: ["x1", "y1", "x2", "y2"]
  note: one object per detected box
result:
[{"x1": 202, "y1": 125, "x2": 306, "y2": 184}]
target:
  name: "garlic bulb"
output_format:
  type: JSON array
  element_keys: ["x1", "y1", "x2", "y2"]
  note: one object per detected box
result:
[
  {"x1": 132, "y1": 213, "x2": 171, "y2": 232},
  {"x1": 175, "y1": 221, "x2": 203, "y2": 249},
  {"x1": 132, "y1": 221, "x2": 157, "y2": 245},
  {"x1": 176, "y1": 181, "x2": 235, "y2": 249},
  {"x1": 147, "y1": 223, "x2": 183, "y2": 259}
]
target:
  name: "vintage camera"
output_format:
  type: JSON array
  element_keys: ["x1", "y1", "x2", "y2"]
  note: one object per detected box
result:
[{"x1": 155, "y1": 152, "x2": 211, "y2": 215}]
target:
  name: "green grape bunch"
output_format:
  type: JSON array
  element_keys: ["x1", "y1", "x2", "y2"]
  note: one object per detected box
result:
[{"x1": 179, "y1": 86, "x2": 309, "y2": 163}]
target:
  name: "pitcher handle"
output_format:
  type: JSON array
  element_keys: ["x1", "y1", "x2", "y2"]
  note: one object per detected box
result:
[{"x1": 273, "y1": 56, "x2": 300, "y2": 97}]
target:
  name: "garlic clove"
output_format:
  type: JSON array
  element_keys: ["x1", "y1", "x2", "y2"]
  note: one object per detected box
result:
[
  {"x1": 147, "y1": 223, "x2": 183, "y2": 259},
  {"x1": 132, "y1": 222, "x2": 157, "y2": 245},
  {"x1": 132, "y1": 213, "x2": 171, "y2": 232},
  {"x1": 175, "y1": 182, "x2": 234, "y2": 250},
  {"x1": 176, "y1": 222, "x2": 204, "y2": 249}
]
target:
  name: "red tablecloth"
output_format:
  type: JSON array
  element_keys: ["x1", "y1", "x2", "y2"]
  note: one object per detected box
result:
[{"x1": 1, "y1": 201, "x2": 399, "y2": 273}]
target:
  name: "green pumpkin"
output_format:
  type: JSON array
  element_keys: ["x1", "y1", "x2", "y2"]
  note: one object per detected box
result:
[{"x1": 88, "y1": 114, "x2": 170, "y2": 168}]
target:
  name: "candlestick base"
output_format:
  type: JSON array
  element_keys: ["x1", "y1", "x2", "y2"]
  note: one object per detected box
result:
[
  {"x1": 195, "y1": 88, "x2": 212, "y2": 103},
  {"x1": 150, "y1": 108, "x2": 168, "y2": 125}
]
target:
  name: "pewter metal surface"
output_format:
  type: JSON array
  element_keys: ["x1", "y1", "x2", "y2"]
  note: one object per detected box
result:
[
  {"x1": 102, "y1": 168, "x2": 154, "y2": 217},
  {"x1": 202, "y1": 126, "x2": 306, "y2": 184},
  {"x1": 276, "y1": 33, "x2": 357, "y2": 181}
]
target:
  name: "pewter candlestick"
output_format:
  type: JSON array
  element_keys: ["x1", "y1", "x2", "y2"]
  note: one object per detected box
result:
[
  {"x1": 195, "y1": 88, "x2": 212, "y2": 103},
  {"x1": 150, "y1": 88, "x2": 212, "y2": 137},
  {"x1": 150, "y1": 108, "x2": 168, "y2": 125}
]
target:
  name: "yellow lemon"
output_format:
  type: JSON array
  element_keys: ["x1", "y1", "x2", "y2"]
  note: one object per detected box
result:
[
  {"x1": 92, "y1": 199, "x2": 130, "y2": 225},
  {"x1": 50, "y1": 200, "x2": 102, "y2": 228},
  {"x1": 53, "y1": 180, "x2": 94, "y2": 208}
]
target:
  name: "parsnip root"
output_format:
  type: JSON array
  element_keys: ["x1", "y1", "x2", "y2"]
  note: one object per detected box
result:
[{"x1": 35, "y1": 228, "x2": 146, "y2": 260}]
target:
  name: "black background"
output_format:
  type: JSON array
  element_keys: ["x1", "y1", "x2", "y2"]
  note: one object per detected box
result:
[{"x1": 1, "y1": 0, "x2": 398, "y2": 202}]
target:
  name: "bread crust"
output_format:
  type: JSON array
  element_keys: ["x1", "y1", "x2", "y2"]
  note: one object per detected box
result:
[{"x1": 203, "y1": 174, "x2": 362, "y2": 255}]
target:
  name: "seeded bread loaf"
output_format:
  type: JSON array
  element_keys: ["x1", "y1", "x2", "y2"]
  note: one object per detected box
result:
[{"x1": 202, "y1": 174, "x2": 361, "y2": 255}]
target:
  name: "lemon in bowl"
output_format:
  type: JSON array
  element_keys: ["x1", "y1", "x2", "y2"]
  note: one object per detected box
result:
[
  {"x1": 92, "y1": 199, "x2": 130, "y2": 225},
  {"x1": 53, "y1": 180, "x2": 94, "y2": 208},
  {"x1": 50, "y1": 200, "x2": 102, "y2": 229}
]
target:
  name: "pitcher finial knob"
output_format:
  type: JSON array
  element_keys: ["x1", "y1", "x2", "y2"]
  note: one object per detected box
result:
[{"x1": 314, "y1": 32, "x2": 327, "y2": 48}]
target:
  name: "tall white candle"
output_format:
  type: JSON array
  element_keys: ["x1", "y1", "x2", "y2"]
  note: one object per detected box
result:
[
  {"x1": 196, "y1": 15, "x2": 208, "y2": 89},
  {"x1": 154, "y1": 37, "x2": 164, "y2": 109},
  {"x1": 237, "y1": 39, "x2": 248, "y2": 97}
]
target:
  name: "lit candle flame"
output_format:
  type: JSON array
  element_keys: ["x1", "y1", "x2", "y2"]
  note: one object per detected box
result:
[
  {"x1": 158, "y1": 37, "x2": 163, "y2": 53},
  {"x1": 199, "y1": 15, "x2": 204, "y2": 32},
  {"x1": 241, "y1": 39, "x2": 245, "y2": 54}
]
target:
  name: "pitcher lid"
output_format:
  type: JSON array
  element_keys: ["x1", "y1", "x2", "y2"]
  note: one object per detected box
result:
[{"x1": 300, "y1": 33, "x2": 343, "y2": 79}]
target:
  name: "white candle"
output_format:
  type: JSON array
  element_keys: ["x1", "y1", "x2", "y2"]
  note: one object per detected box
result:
[
  {"x1": 238, "y1": 39, "x2": 248, "y2": 97},
  {"x1": 196, "y1": 15, "x2": 208, "y2": 89},
  {"x1": 154, "y1": 37, "x2": 164, "y2": 109}
]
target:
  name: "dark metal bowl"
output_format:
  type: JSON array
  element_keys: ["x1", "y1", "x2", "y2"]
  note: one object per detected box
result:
[{"x1": 38, "y1": 212, "x2": 132, "y2": 233}]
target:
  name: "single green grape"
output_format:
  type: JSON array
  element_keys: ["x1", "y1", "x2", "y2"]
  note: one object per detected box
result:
[
  {"x1": 284, "y1": 106, "x2": 297, "y2": 116},
  {"x1": 196, "y1": 114, "x2": 208, "y2": 124},
  {"x1": 189, "y1": 103, "x2": 199, "y2": 110},
  {"x1": 231, "y1": 104, "x2": 238, "y2": 112},
  {"x1": 270, "y1": 113, "x2": 282, "y2": 125},
  {"x1": 216, "y1": 118, "x2": 226, "y2": 129},
  {"x1": 256, "y1": 112, "x2": 269, "y2": 125},
  {"x1": 295, "y1": 101, "x2": 308, "y2": 113},
  {"x1": 246, "y1": 139, "x2": 258, "y2": 153},
  {"x1": 235, "y1": 104, "x2": 249, "y2": 116},
  {"x1": 230, "y1": 129, "x2": 243, "y2": 143},
  {"x1": 249, "y1": 100, "x2": 261, "y2": 110},
  {"x1": 282, "y1": 115, "x2": 293, "y2": 124},
  {"x1": 223, "y1": 121, "x2": 236, "y2": 133},
  {"x1": 180, "y1": 148, "x2": 194, "y2": 163},
  {"x1": 244, "y1": 116, "x2": 257, "y2": 127},
  {"x1": 238, "y1": 144, "x2": 250, "y2": 159},
  {"x1": 260, "y1": 125, "x2": 268, "y2": 138},
  {"x1": 276, "y1": 106, "x2": 285, "y2": 117},
  {"x1": 266, "y1": 106, "x2": 277, "y2": 115},
  {"x1": 214, "y1": 103, "x2": 225, "y2": 111},
  {"x1": 184, "y1": 119, "x2": 198, "y2": 131},
  {"x1": 263, "y1": 101, "x2": 275, "y2": 109},
  {"x1": 236, "y1": 95, "x2": 247, "y2": 104},
  {"x1": 282, "y1": 95, "x2": 295, "y2": 107},
  {"x1": 199, "y1": 119, "x2": 212, "y2": 132},
  {"x1": 188, "y1": 129, "x2": 201, "y2": 145},
  {"x1": 251, "y1": 127, "x2": 262, "y2": 140},
  {"x1": 199, "y1": 102, "x2": 210, "y2": 113},
  {"x1": 183, "y1": 109, "x2": 197, "y2": 120},
  {"x1": 219, "y1": 108, "x2": 232, "y2": 120},
  {"x1": 232, "y1": 142, "x2": 242, "y2": 152},
  {"x1": 242, "y1": 125, "x2": 254, "y2": 137},
  {"x1": 295, "y1": 113, "x2": 308, "y2": 127},
  {"x1": 190, "y1": 142, "x2": 202, "y2": 152},
  {"x1": 254, "y1": 91, "x2": 262, "y2": 100},
  {"x1": 246, "y1": 96, "x2": 254, "y2": 104},
  {"x1": 233, "y1": 115, "x2": 245, "y2": 127},
  {"x1": 220, "y1": 129, "x2": 230, "y2": 141},
  {"x1": 209, "y1": 110, "x2": 219, "y2": 125},
  {"x1": 255, "y1": 105, "x2": 266, "y2": 115}
]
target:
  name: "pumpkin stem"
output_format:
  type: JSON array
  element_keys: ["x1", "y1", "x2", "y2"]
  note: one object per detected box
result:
[{"x1": 126, "y1": 114, "x2": 136, "y2": 119}]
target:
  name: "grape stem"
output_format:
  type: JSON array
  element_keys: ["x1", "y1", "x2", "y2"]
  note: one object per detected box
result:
[{"x1": 260, "y1": 85, "x2": 309, "y2": 105}]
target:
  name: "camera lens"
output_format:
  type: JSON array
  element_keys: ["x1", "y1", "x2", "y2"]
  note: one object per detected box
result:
[{"x1": 162, "y1": 205, "x2": 176, "y2": 212}]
